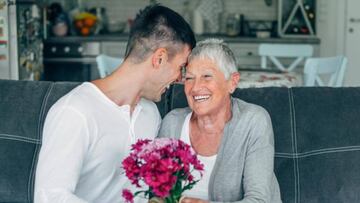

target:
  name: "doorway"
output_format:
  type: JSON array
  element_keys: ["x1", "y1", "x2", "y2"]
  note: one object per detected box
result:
[{"x1": 344, "y1": 0, "x2": 360, "y2": 86}]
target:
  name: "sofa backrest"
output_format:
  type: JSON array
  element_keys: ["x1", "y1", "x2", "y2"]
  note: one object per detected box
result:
[
  {"x1": 1, "y1": 80, "x2": 360, "y2": 203},
  {"x1": 167, "y1": 84, "x2": 360, "y2": 203}
]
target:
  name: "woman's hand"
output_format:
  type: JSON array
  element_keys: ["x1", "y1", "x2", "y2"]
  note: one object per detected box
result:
[
  {"x1": 180, "y1": 197, "x2": 209, "y2": 203},
  {"x1": 148, "y1": 197, "x2": 164, "y2": 203}
]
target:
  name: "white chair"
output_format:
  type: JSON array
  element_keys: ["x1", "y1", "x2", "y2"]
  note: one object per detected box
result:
[
  {"x1": 259, "y1": 43, "x2": 314, "y2": 72},
  {"x1": 303, "y1": 56, "x2": 348, "y2": 87},
  {"x1": 96, "y1": 54, "x2": 123, "y2": 78}
]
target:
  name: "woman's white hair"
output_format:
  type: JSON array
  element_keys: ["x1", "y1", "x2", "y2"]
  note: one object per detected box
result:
[{"x1": 188, "y1": 38, "x2": 237, "y2": 79}]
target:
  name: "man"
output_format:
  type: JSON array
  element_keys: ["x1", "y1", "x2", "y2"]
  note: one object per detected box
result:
[{"x1": 35, "y1": 4, "x2": 195, "y2": 203}]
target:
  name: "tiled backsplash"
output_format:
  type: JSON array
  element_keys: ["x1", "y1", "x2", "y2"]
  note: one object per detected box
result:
[
  {"x1": 49, "y1": 0, "x2": 277, "y2": 32},
  {"x1": 83, "y1": 0, "x2": 277, "y2": 21}
]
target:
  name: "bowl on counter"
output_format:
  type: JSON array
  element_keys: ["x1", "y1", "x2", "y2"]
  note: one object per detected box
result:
[
  {"x1": 73, "y1": 12, "x2": 98, "y2": 36},
  {"x1": 74, "y1": 19, "x2": 98, "y2": 36},
  {"x1": 107, "y1": 20, "x2": 126, "y2": 33},
  {"x1": 256, "y1": 31, "x2": 271, "y2": 38}
]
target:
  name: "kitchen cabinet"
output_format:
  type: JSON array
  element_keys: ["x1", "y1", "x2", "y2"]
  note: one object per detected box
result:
[
  {"x1": 227, "y1": 42, "x2": 319, "y2": 69},
  {"x1": 101, "y1": 42, "x2": 127, "y2": 58},
  {"x1": 228, "y1": 43, "x2": 260, "y2": 67}
]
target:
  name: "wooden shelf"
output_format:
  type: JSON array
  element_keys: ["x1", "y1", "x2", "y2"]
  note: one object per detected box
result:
[{"x1": 278, "y1": 0, "x2": 316, "y2": 38}]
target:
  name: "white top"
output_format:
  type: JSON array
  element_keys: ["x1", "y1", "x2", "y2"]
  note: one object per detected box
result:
[
  {"x1": 35, "y1": 82, "x2": 161, "y2": 203},
  {"x1": 180, "y1": 112, "x2": 217, "y2": 200}
]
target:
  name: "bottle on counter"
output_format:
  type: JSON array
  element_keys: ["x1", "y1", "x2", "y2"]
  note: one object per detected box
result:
[
  {"x1": 239, "y1": 14, "x2": 245, "y2": 36},
  {"x1": 226, "y1": 13, "x2": 241, "y2": 36},
  {"x1": 47, "y1": 3, "x2": 70, "y2": 37},
  {"x1": 192, "y1": 9, "x2": 203, "y2": 35},
  {"x1": 89, "y1": 7, "x2": 108, "y2": 34},
  {"x1": 292, "y1": 25, "x2": 300, "y2": 34}
]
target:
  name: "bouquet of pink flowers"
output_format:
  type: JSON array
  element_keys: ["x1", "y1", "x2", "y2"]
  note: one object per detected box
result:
[{"x1": 122, "y1": 138, "x2": 204, "y2": 203}]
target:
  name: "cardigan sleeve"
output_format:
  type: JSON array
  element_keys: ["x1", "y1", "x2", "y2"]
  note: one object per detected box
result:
[{"x1": 241, "y1": 108, "x2": 275, "y2": 203}]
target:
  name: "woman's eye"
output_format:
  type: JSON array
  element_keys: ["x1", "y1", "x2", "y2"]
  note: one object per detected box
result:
[
  {"x1": 185, "y1": 77, "x2": 194, "y2": 81},
  {"x1": 204, "y1": 74, "x2": 212, "y2": 78}
]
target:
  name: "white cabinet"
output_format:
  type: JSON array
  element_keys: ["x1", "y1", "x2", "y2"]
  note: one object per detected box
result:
[
  {"x1": 228, "y1": 43, "x2": 260, "y2": 67},
  {"x1": 228, "y1": 42, "x2": 319, "y2": 69},
  {"x1": 101, "y1": 42, "x2": 127, "y2": 58}
]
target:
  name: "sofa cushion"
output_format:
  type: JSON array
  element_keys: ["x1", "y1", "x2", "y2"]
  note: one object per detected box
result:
[
  {"x1": 0, "y1": 80, "x2": 79, "y2": 203},
  {"x1": 291, "y1": 87, "x2": 360, "y2": 202}
]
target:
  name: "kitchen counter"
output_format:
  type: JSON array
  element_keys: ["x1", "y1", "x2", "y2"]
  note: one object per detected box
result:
[{"x1": 44, "y1": 33, "x2": 320, "y2": 44}]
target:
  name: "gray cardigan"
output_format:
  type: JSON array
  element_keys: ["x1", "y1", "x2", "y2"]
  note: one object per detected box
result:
[{"x1": 158, "y1": 98, "x2": 282, "y2": 203}]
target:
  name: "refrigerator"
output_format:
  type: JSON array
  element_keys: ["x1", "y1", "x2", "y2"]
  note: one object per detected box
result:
[{"x1": 0, "y1": 0, "x2": 43, "y2": 80}]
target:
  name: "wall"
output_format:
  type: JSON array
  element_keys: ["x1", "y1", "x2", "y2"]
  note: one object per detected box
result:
[
  {"x1": 46, "y1": 0, "x2": 278, "y2": 33},
  {"x1": 316, "y1": 0, "x2": 360, "y2": 86}
]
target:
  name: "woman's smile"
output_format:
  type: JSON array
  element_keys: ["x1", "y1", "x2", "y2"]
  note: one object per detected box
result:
[{"x1": 193, "y1": 95, "x2": 211, "y2": 102}]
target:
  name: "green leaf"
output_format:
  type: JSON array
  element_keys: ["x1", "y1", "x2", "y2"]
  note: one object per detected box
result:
[
  {"x1": 134, "y1": 190, "x2": 149, "y2": 197},
  {"x1": 182, "y1": 180, "x2": 200, "y2": 192}
]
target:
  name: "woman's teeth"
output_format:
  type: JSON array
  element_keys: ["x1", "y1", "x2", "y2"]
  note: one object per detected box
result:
[{"x1": 194, "y1": 95, "x2": 210, "y2": 102}]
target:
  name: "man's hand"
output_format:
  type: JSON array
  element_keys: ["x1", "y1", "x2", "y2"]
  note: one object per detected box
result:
[{"x1": 180, "y1": 197, "x2": 209, "y2": 203}]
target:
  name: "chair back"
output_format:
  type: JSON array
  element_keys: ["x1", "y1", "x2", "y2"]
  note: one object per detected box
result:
[
  {"x1": 96, "y1": 54, "x2": 123, "y2": 78},
  {"x1": 303, "y1": 56, "x2": 348, "y2": 87},
  {"x1": 259, "y1": 43, "x2": 313, "y2": 72}
]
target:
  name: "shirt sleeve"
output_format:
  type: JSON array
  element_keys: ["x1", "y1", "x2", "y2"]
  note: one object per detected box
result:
[{"x1": 35, "y1": 106, "x2": 91, "y2": 203}]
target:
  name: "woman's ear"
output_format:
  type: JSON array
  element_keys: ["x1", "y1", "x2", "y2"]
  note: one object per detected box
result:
[
  {"x1": 228, "y1": 72, "x2": 240, "y2": 93},
  {"x1": 152, "y1": 48, "x2": 168, "y2": 69}
]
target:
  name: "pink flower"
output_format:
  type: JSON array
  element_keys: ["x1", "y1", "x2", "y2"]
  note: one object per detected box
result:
[
  {"x1": 193, "y1": 158, "x2": 205, "y2": 171},
  {"x1": 122, "y1": 189, "x2": 134, "y2": 203},
  {"x1": 131, "y1": 139, "x2": 151, "y2": 153},
  {"x1": 121, "y1": 138, "x2": 203, "y2": 201},
  {"x1": 152, "y1": 176, "x2": 177, "y2": 198},
  {"x1": 152, "y1": 183, "x2": 172, "y2": 197}
]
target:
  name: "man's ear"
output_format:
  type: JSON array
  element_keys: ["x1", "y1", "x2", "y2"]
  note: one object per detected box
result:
[
  {"x1": 152, "y1": 48, "x2": 168, "y2": 69},
  {"x1": 228, "y1": 72, "x2": 240, "y2": 93}
]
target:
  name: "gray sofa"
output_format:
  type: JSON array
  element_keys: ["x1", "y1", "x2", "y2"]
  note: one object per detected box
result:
[{"x1": 1, "y1": 79, "x2": 360, "y2": 203}]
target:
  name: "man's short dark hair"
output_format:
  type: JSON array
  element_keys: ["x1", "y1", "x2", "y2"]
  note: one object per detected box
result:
[{"x1": 124, "y1": 4, "x2": 196, "y2": 63}]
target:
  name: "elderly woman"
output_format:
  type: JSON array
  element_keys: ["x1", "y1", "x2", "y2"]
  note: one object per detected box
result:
[{"x1": 158, "y1": 39, "x2": 282, "y2": 203}]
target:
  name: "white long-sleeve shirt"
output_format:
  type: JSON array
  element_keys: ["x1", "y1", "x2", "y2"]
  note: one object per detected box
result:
[{"x1": 35, "y1": 82, "x2": 161, "y2": 203}]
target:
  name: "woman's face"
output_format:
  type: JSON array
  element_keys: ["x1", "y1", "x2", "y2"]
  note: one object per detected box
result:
[{"x1": 184, "y1": 57, "x2": 236, "y2": 116}]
